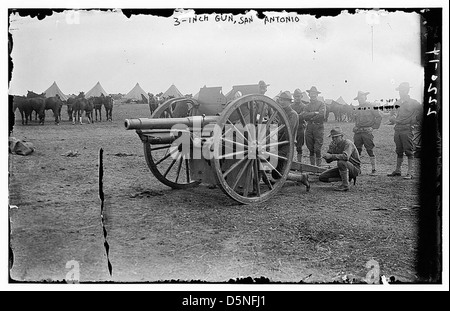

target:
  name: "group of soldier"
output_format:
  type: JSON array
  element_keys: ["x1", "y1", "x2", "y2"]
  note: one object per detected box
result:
[{"x1": 271, "y1": 81, "x2": 422, "y2": 192}]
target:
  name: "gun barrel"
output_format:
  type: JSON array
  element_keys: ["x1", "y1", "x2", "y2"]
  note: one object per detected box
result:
[{"x1": 124, "y1": 116, "x2": 220, "y2": 130}]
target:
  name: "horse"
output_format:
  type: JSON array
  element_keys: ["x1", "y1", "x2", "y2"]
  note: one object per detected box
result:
[
  {"x1": 84, "y1": 98, "x2": 94, "y2": 123},
  {"x1": 13, "y1": 95, "x2": 33, "y2": 125},
  {"x1": 148, "y1": 93, "x2": 159, "y2": 115},
  {"x1": 44, "y1": 94, "x2": 64, "y2": 124},
  {"x1": 26, "y1": 91, "x2": 46, "y2": 124},
  {"x1": 66, "y1": 97, "x2": 76, "y2": 121},
  {"x1": 91, "y1": 93, "x2": 109, "y2": 122},
  {"x1": 325, "y1": 101, "x2": 344, "y2": 122},
  {"x1": 92, "y1": 96, "x2": 103, "y2": 122},
  {"x1": 341, "y1": 104, "x2": 356, "y2": 122},
  {"x1": 71, "y1": 92, "x2": 88, "y2": 124},
  {"x1": 104, "y1": 96, "x2": 114, "y2": 121}
]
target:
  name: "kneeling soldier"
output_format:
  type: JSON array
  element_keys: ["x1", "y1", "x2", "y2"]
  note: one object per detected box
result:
[{"x1": 319, "y1": 127, "x2": 361, "y2": 191}]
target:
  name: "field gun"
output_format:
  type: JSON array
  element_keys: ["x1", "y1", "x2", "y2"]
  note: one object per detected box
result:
[{"x1": 125, "y1": 87, "x2": 326, "y2": 204}]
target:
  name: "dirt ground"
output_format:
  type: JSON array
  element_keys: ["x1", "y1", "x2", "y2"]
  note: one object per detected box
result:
[{"x1": 8, "y1": 102, "x2": 424, "y2": 285}]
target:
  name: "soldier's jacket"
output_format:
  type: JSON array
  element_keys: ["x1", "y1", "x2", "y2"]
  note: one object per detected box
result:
[
  {"x1": 326, "y1": 138, "x2": 361, "y2": 169},
  {"x1": 354, "y1": 102, "x2": 382, "y2": 132},
  {"x1": 392, "y1": 96, "x2": 422, "y2": 131},
  {"x1": 302, "y1": 99, "x2": 326, "y2": 124},
  {"x1": 291, "y1": 100, "x2": 307, "y2": 128},
  {"x1": 278, "y1": 105, "x2": 299, "y2": 156}
]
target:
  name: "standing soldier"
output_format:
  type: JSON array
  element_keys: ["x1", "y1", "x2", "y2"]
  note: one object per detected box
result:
[
  {"x1": 291, "y1": 88, "x2": 307, "y2": 162},
  {"x1": 271, "y1": 91, "x2": 310, "y2": 191},
  {"x1": 387, "y1": 82, "x2": 422, "y2": 179},
  {"x1": 258, "y1": 80, "x2": 269, "y2": 95},
  {"x1": 302, "y1": 86, "x2": 326, "y2": 167},
  {"x1": 352, "y1": 91, "x2": 382, "y2": 175}
]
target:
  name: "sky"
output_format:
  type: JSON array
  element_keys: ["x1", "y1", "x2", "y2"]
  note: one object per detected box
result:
[{"x1": 7, "y1": 7, "x2": 426, "y2": 105}]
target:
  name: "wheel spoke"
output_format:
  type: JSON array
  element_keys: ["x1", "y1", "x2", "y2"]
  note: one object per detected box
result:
[
  {"x1": 258, "y1": 159, "x2": 274, "y2": 190},
  {"x1": 175, "y1": 152, "x2": 184, "y2": 183},
  {"x1": 243, "y1": 160, "x2": 254, "y2": 197},
  {"x1": 163, "y1": 153, "x2": 180, "y2": 177},
  {"x1": 257, "y1": 101, "x2": 267, "y2": 125},
  {"x1": 223, "y1": 155, "x2": 248, "y2": 178},
  {"x1": 253, "y1": 159, "x2": 261, "y2": 197},
  {"x1": 155, "y1": 147, "x2": 179, "y2": 166},
  {"x1": 221, "y1": 137, "x2": 248, "y2": 149},
  {"x1": 248, "y1": 101, "x2": 254, "y2": 125},
  {"x1": 236, "y1": 107, "x2": 247, "y2": 127},
  {"x1": 258, "y1": 155, "x2": 283, "y2": 178},
  {"x1": 230, "y1": 159, "x2": 252, "y2": 190},
  {"x1": 260, "y1": 140, "x2": 290, "y2": 149},
  {"x1": 265, "y1": 109, "x2": 279, "y2": 126},
  {"x1": 151, "y1": 144, "x2": 172, "y2": 152},
  {"x1": 226, "y1": 120, "x2": 250, "y2": 144},
  {"x1": 216, "y1": 150, "x2": 247, "y2": 160},
  {"x1": 253, "y1": 101, "x2": 261, "y2": 125},
  {"x1": 263, "y1": 151, "x2": 288, "y2": 161},
  {"x1": 185, "y1": 158, "x2": 191, "y2": 183},
  {"x1": 259, "y1": 124, "x2": 286, "y2": 143}
]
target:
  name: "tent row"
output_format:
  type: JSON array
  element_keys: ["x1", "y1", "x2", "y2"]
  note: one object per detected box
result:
[
  {"x1": 37, "y1": 81, "x2": 184, "y2": 101},
  {"x1": 38, "y1": 81, "x2": 350, "y2": 106}
]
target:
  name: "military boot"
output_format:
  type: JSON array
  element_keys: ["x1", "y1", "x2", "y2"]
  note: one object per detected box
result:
[
  {"x1": 309, "y1": 156, "x2": 316, "y2": 166},
  {"x1": 287, "y1": 173, "x2": 310, "y2": 191},
  {"x1": 387, "y1": 157, "x2": 403, "y2": 177},
  {"x1": 334, "y1": 170, "x2": 349, "y2": 191},
  {"x1": 403, "y1": 157, "x2": 414, "y2": 179}
]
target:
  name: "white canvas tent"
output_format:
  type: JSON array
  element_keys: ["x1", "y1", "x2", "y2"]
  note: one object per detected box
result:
[
  {"x1": 43, "y1": 81, "x2": 68, "y2": 100},
  {"x1": 162, "y1": 84, "x2": 183, "y2": 99},
  {"x1": 125, "y1": 83, "x2": 148, "y2": 101},
  {"x1": 85, "y1": 81, "x2": 109, "y2": 98},
  {"x1": 336, "y1": 96, "x2": 347, "y2": 105}
]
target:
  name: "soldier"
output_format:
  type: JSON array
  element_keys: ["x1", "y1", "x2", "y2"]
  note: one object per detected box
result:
[
  {"x1": 291, "y1": 88, "x2": 307, "y2": 162},
  {"x1": 319, "y1": 127, "x2": 361, "y2": 191},
  {"x1": 352, "y1": 91, "x2": 382, "y2": 175},
  {"x1": 302, "y1": 86, "x2": 326, "y2": 167},
  {"x1": 272, "y1": 91, "x2": 310, "y2": 191},
  {"x1": 387, "y1": 82, "x2": 422, "y2": 179},
  {"x1": 258, "y1": 80, "x2": 269, "y2": 95}
]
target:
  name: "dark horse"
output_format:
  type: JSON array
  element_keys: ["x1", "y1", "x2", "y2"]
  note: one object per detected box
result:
[
  {"x1": 44, "y1": 94, "x2": 64, "y2": 124},
  {"x1": 325, "y1": 101, "x2": 345, "y2": 122},
  {"x1": 71, "y1": 92, "x2": 88, "y2": 124},
  {"x1": 91, "y1": 93, "x2": 109, "y2": 122},
  {"x1": 13, "y1": 95, "x2": 33, "y2": 125},
  {"x1": 84, "y1": 97, "x2": 94, "y2": 123},
  {"x1": 104, "y1": 95, "x2": 114, "y2": 121},
  {"x1": 26, "y1": 91, "x2": 46, "y2": 124}
]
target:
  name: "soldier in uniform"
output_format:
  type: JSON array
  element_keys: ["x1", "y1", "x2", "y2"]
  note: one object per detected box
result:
[
  {"x1": 319, "y1": 127, "x2": 361, "y2": 191},
  {"x1": 291, "y1": 88, "x2": 307, "y2": 162},
  {"x1": 387, "y1": 82, "x2": 422, "y2": 179},
  {"x1": 352, "y1": 91, "x2": 382, "y2": 175},
  {"x1": 258, "y1": 80, "x2": 269, "y2": 95},
  {"x1": 302, "y1": 86, "x2": 326, "y2": 166},
  {"x1": 271, "y1": 91, "x2": 310, "y2": 191}
]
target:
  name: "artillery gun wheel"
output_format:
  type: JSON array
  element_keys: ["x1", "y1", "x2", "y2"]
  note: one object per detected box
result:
[
  {"x1": 143, "y1": 97, "x2": 201, "y2": 189},
  {"x1": 211, "y1": 95, "x2": 294, "y2": 204}
]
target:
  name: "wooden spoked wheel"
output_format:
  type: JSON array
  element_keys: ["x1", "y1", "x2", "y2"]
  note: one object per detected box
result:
[
  {"x1": 211, "y1": 94, "x2": 294, "y2": 204},
  {"x1": 143, "y1": 97, "x2": 201, "y2": 189}
]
